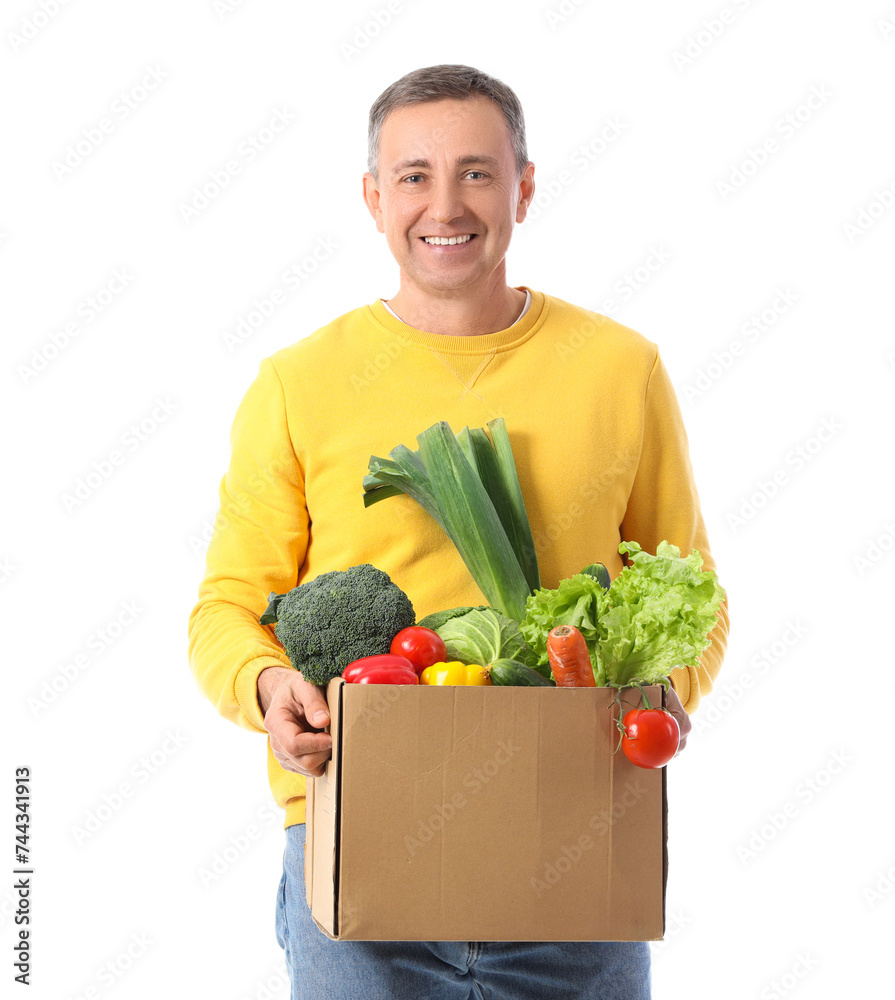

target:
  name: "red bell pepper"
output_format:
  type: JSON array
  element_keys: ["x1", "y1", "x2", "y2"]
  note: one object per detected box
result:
[
  {"x1": 355, "y1": 665, "x2": 418, "y2": 685},
  {"x1": 342, "y1": 654, "x2": 417, "y2": 684}
]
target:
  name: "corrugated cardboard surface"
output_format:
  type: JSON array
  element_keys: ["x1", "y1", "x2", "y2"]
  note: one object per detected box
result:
[{"x1": 305, "y1": 680, "x2": 667, "y2": 942}]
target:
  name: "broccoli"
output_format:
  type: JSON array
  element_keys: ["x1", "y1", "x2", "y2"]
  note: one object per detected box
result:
[{"x1": 259, "y1": 563, "x2": 416, "y2": 685}]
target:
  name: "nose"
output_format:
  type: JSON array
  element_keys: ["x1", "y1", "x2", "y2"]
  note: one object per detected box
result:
[{"x1": 427, "y1": 176, "x2": 464, "y2": 225}]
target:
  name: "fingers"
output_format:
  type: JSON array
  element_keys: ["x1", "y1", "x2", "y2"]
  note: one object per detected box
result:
[
  {"x1": 262, "y1": 674, "x2": 334, "y2": 777},
  {"x1": 269, "y1": 729, "x2": 333, "y2": 777},
  {"x1": 663, "y1": 683, "x2": 692, "y2": 757},
  {"x1": 671, "y1": 701, "x2": 691, "y2": 753},
  {"x1": 295, "y1": 681, "x2": 331, "y2": 730}
]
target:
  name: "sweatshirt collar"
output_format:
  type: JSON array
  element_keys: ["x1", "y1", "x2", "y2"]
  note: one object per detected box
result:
[{"x1": 367, "y1": 286, "x2": 546, "y2": 354}]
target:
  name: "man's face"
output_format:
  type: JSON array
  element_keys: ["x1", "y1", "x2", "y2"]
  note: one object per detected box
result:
[{"x1": 362, "y1": 96, "x2": 534, "y2": 297}]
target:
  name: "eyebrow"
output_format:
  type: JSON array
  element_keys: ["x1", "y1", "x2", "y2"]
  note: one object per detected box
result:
[{"x1": 390, "y1": 154, "x2": 501, "y2": 176}]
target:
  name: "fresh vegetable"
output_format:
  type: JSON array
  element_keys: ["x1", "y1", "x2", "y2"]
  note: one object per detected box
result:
[
  {"x1": 579, "y1": 563, "x2": 610, "y2": 590},
  {"x1": 363, "y1": 419, "x2": 540, "y2": 623},
  {"x1": 488, "y1": 658, "x2": 555, "y2": 687},
  {"x1": 355, "y1": 666, "x2": 419, "y2": 685},
  {"x1": 600, "y1": 541, "x2": 725, "y2": 687},
  {"x1": 417, "y1": 605, "x2": 490, "y2": 631},
  {"x1": 619, "y1": 708, "x2": 680, "y2": 768},
  {"x1": 521, "y1": 574, "x2": 608, "y2": 683},
  {"x1": 342, "y1": 654, "x2": 416, "y2": 683},
  {"x1": 522, "y1": 542, "x2": 725, "y2": 689},
  {"x1": 259, "y1": 564, "x2": 415, "y2": 686},
  {"x1": 358, "y1": 416, "x2": 724, "y2": 691},
  {"x1": 420, "y1": 661, "x2": 491, "y2": 686},
  {"x1": 546, "y1": 625, "x2": 597, "y2": 688},
  {"x1": 389, "y1": 626, "x2": 446, "y2": 674},
  {"x1": 432, "y1": 606, "x2": 542, "y2": 674}
]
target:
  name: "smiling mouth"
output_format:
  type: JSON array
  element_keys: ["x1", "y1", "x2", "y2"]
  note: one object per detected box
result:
[{"x1": 420, "y1": 234, "x2": 476, "y2": 245}]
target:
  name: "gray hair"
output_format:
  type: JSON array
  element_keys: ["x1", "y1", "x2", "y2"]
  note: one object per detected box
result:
[{"x1": 367, "y1": 64, "x2": 529, "y2": 183}]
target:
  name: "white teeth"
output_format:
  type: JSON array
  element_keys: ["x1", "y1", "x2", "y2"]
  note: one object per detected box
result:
[{"x1": 423, "y1": 235, "x2": 473, "y2": 245}]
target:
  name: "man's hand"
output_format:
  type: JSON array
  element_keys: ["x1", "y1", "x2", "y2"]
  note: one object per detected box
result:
[
  {"x1": 257, "y1": 666, "x2": 333, "y2": 777},
  {"x1": 664, "y1": 683, "x2": 691, "y2": 756}
]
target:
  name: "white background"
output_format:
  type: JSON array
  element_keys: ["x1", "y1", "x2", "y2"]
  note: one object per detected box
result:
[{"x1": 4, "y1": 1, "x2": 895, "y2": 998}]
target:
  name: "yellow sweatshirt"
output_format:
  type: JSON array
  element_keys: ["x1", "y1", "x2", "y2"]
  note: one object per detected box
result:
[{"x1": 188, "y1": 286, "x2": 729, "y2": 828}]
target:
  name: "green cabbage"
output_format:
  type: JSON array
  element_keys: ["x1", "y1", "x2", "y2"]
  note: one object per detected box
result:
[
  {"x1": 417, "y1": 605, "x2": 490, "y2": 632},
  {"x1": 433, "y1": 607, "x2": 541, "y2": 671}
]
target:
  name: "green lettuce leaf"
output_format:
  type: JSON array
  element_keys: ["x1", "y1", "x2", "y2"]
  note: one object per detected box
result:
[
  {"x1": 601, "y1": 540, "x2": 726, "y2": 685},
  {"x1": 520, "y1": 573, "x2": 609, "y2": 684},
  {"x1": 434, "y1": 607, "x2": 539, "y2": 669}
]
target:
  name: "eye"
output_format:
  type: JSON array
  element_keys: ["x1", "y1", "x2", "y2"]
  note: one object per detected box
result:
[
  {"x1": 402, "y1": 174, "x2": 424, "y2": 184},
  {"x1": 466, "y1": 171, "x2": 486, "y2": 180}
]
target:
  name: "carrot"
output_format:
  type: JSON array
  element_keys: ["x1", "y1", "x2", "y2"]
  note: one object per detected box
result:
[{"x1": 546, "y1": 625, "x2": 596, "y2": 688}]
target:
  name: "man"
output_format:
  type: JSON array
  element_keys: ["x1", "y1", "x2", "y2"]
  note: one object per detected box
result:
[{"x1": 189, "y1": 64, "x2": 728, "y2": 999}]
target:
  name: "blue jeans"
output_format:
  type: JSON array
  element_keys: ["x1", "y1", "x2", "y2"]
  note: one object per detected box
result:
[{"x1": 276, "y1": 823, "x2": 651, "y2": 999}]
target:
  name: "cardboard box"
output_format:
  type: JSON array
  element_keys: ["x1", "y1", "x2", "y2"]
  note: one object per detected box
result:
[{"x1": 305, "y1": 679, "x2": 667, "y2": 941}]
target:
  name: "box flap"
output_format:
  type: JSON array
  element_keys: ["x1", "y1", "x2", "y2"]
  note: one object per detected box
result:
[{"x1": 304, "y1": 679, "x2": 345, "y2": 937}]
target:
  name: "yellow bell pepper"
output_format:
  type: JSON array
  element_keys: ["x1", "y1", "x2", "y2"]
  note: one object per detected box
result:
[{"x1": 420, "y1": 661, "x2": 492, "y2": 686}]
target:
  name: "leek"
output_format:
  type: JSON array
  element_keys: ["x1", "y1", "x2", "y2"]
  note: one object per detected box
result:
[{"x1": 363, "y1": 418, "x2": 540, "y2": 623}]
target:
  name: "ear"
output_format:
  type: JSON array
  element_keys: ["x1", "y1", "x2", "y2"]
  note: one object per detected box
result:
[
  {"x1": 362, "y1": 172, "x2": 385, "y2": 233},
  {"x1": 515, "y1": 162, "x2": 536, "y2": 223}
]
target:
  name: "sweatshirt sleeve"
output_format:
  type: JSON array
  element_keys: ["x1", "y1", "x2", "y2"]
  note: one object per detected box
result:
[
  {"x1": 619, "y1": 348, "x2": 729, "y2": 714},
  {"x1": 187, "y1": 357, "x2": 309, "y2": 733}
]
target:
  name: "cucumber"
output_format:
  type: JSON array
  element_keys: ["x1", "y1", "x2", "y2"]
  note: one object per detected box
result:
[
  {"x1": 488, "y1": 658, "x2": 555, "y2": 687},
  {"x1": 579, "y1": 562, "x2": 611, "y2": 590}
]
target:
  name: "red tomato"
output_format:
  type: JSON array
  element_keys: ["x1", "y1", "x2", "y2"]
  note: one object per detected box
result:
[
  {"x1": 620, "y1": 709, "x2": 680, "y2": 769},
  {"x1": 342, "y1": 654, "x2": 415, "y2": 683},
  {"x1": 389, "y1": 626, "x2": 447, "y2": 674}
]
